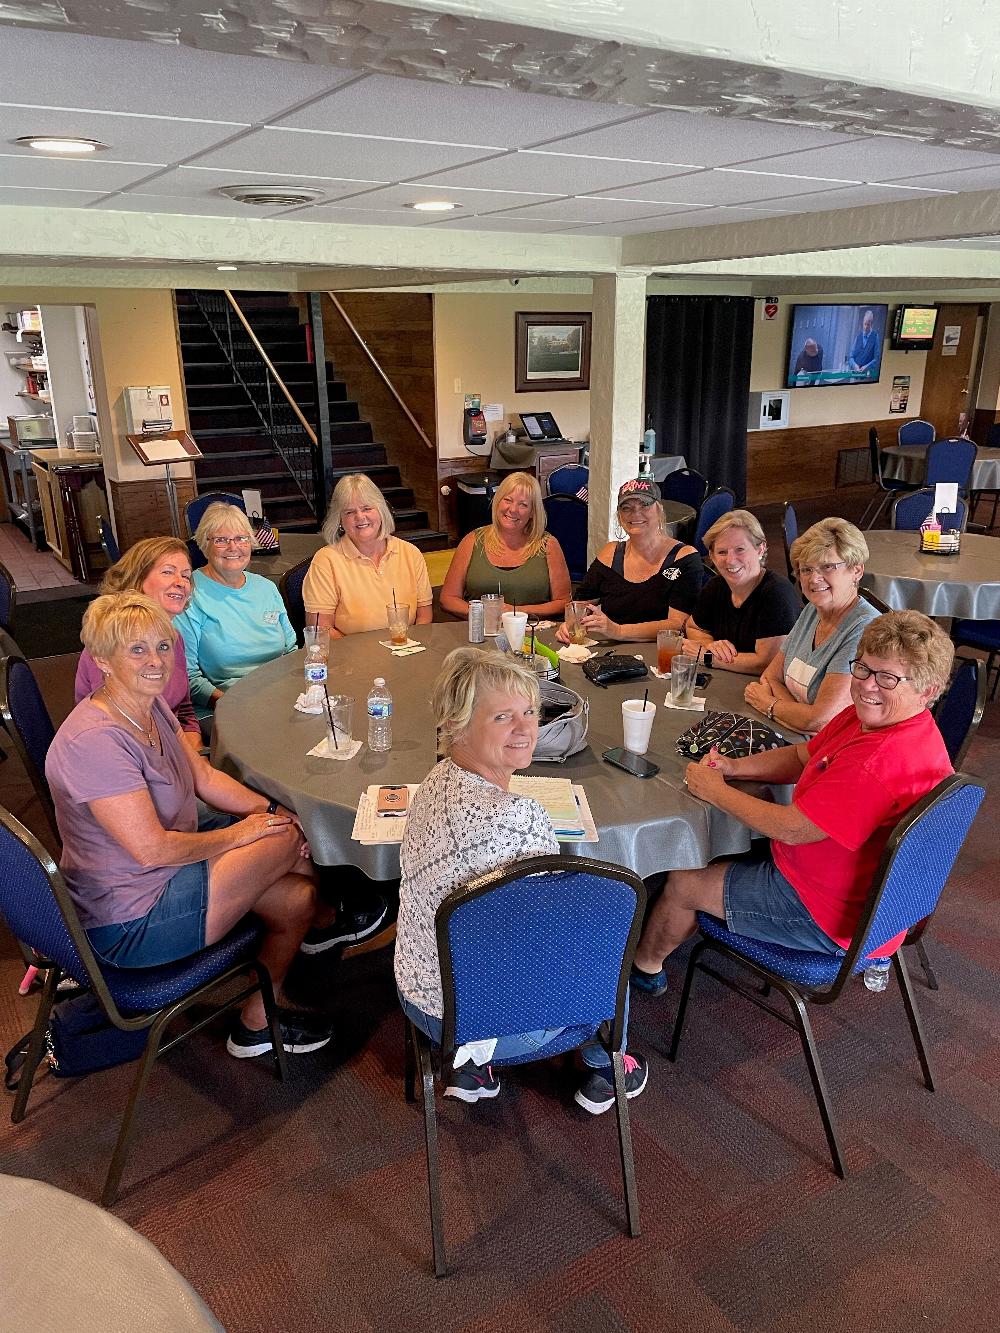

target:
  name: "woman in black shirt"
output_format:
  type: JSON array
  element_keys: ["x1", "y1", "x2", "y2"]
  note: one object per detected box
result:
[
  {"x1": 556, "y1": 477, "x2": 703, "y2": 643},
  {"x1": 683, "y1": 509, "x2": 801, "y2": 673}
]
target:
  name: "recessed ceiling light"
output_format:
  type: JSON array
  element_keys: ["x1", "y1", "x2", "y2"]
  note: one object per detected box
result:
[
  {"x1": 217, "y1": 264, "x2": 238, "y2": 271},
  {"x1": 408, "y1": 200, "x2": 459, "y2": 212},
  {"x1": 17, "y1": 135, "x2": 107, "y2": 155}
]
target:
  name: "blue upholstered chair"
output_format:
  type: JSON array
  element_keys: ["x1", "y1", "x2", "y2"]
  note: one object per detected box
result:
[
  {"x1": 668, "y1": 775, "x2": 985, "y2": 1178},
  {"x1": 0, "y1": 559, "x2": 15, "y2": 636},
  {"x1": 781, "y1": 501, "x2": 798, "y2": 581},
  {"x1": 898, "y1": 419, "x2": 935, "y2": 446},
  {"x1": 543, "y1": 493, "x2": 588, "y2": 582},
  {"x1": 279, "y1": 555, "x2": 314, "y2": 647},
  {"x1": 403, "y1": 854, "x2": 645, "y2": 1276},
  {"x1": 545, "y1": 463, "x2": 589, "y2": 499},
  {"x1": 693, "y1": 487, "x2": 735, "y2": 560},
  {"x1": 0, "y1": 807, "x2": 281, "y2": 1206},
  {"x1": 891, "y1": 488, "x2": 967, "y2": 532},
  {"x1": 661, "y1": 467, "x2": 708, "y2": 512},
  {"x1": 860, "y1": 426, "x2": 917, "y2": 529},
  {"x1": 0, "y1": 651, "x2": 58, "y2": 844},
  {"x1": 98, "y1": 514, "x2": 120, "y2": 566},
  {"x1": 185, "y1": 490, "x2": 247, "y2": 538},
  {"x1": 925, "y1": 438, "x2": 977, "y2": 496},
  {"x1": 952, "y1": 619, "x2": 1000, "y2": 703}
]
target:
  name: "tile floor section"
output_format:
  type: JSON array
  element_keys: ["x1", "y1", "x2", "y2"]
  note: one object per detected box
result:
[{"x1": 0, "y1": 521, "x2": 84, "y2": 594}]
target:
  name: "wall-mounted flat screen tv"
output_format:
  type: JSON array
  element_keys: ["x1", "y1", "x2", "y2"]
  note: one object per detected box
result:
[
  {"x1": 785, "y1": 303, "x2": 888, "y2": 388},
  {"x1": 890, "y1": 304, "x2": 938, "y2": 351}
]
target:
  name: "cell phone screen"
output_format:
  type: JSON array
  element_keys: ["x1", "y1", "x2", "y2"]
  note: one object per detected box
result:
[{"x1": 602, "y1": 746, "x2": 660, "y2": 778}]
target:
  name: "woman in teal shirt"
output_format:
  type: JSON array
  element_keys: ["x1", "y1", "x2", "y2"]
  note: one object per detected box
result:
[{"x1": 175, "y1": 502, "x2": 295, "y2": 711}]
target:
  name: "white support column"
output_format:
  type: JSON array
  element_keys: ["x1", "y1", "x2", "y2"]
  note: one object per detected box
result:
[{"x1": 588, "y1": 270, "x2": 649, "y2": 558}]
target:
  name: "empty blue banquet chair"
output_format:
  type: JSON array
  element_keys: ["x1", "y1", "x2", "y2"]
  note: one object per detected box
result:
[
  {"x1": 781, "y1": 501, "x2": 798, "y2": 580},
  {"x1": 98, "y1": 515, "x2": 120, "y2": 566},
  {"x1": 279, "y1": 555, "x2": 313, "y2": 647},
  {"x1": 891, "y1": 488, "x2": 967, "y2": 532},
  {"x1": 952, "y1": 619, "x2": 1000, "y2": 702},
  {"x1": 0, "y1": 651, "x2": 58, "y2": 843},
  {"x1": 404, "y1": 854, "x2": 645, "y2": 1276},
  {"x1": 185, "y1": 490, "x2": 247, "y2": 537},
  {"x1": 0, "y1": 560, "x2": 15, "y2": 637},
  {"x1": 693, "y1": 487, "x2": 735, "y2": 560},
  {"x1": 661, "y1": 467, "x2": 708, "y2": 512},
  {"x1": 925, "y1": 437, "x2": 977, "y2": 497},
  {"x1": 543, "y1": 493, "x2": 588, "y2": 583},
  {"x1": 668, "y1": 774, "x2": 985, "y2": 1178},
  {"x1": 898, "y1": 419, "x2": 935, "y2": 447},
  {"x1": 545, "y1": 463, "x2": 589, "y2": 499}
]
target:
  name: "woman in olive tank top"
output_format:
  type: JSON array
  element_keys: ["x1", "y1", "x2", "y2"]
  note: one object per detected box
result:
[{"x1": 440, "y1": 471, "x2": 572, "y2": 618}]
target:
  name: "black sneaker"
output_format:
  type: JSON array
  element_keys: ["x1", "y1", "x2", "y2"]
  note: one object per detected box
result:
[
  {"x1": 299, "y1": 895, "x2": 389, "y2": 954},
  {"x1": 574, "y1": 1054, "x2": 648, "y2": 1115},
  {"x1": 226, "y1": 1011, "x2": 334, "y2": 1059},
  {"x1": 630, "y1": 962, "x2": 668, "y2": 997},
  {"x1": 444, "y1": 1061, "x2": 500, "y2": 1103}
]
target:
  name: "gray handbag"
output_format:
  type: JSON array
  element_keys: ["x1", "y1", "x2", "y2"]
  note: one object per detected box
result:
[{"x1": 533, "y1": 680, "x2": 589, "y2": 762}]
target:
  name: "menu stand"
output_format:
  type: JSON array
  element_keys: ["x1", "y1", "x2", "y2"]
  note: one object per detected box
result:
[{"x1": 125, "y1": 430, "x2": 202, "y2": 538}]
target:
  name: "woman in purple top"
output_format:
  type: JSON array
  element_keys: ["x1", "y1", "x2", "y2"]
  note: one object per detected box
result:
[
  {"x1": 75, "y1": 537, "x2": 202, "y2": 750},
  {"x1": 48, "y1": 591, "x2": 344, "y2": 1060}
]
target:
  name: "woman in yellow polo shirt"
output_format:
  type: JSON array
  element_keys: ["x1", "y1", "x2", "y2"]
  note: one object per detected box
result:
[{"x1": 303, "y1": 474, "x2": 434, "y2": 639}]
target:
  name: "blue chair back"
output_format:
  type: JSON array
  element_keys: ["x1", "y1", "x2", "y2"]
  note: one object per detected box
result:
[
  {"x1": 98, "y1": 515, "x2": 120, "y2": 565},
  {"x1": 933, "y1": 657, "x2": 985, "y2": 769},
  {"x1": 782, "y1": 501, "x2": 798, "y2": 579},
  {"x1": 280, "y1": 556, "x2": 313, "y2": 646},
  {"x1": 437, "y1": 856, "x2": 644, "y2": 1058},
  {"x1": 694, "y1": 487, "x2": 735, "y2": 557},
  {"x1": 543, "y1": 494, "x2": 588, "y2": 582},
  {"x1": 987, "y1": 422, "x2": 1000, "y2": 449},
  {"x1": 0, "y1": 560, "x2": 15, "y2": 634},
  {"x1": 891, "y1": 488, "x2": 967, "y2": 532},
  {"x1": 856, "y1": 777, "x2": 984, "y2": 959},
  {"x1": 661, "y1": 468, "x2": 708, "y2": 511},
  {"x1": 925, "y1": 438, "x2": 977, "y2": 494},
  {"x1": 185, "y1": 491, "x2": 247, "y2": 538},
  {"x1": 898, "y1": 419, "x2": 935, "y2": 446},
  {"x1": 1, "y1": 653, "x2": 58, "y2": 838},
  {"x1": 545, "y1": 464, "x2": 589, "y2": 499}
]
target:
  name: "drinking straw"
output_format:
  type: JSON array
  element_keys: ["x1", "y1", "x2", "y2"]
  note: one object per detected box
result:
[
  {"x1": 642, "y1": 688, "x2": 649, "y2": 712},
  {"x1": 392, "y1": 589, "x2": 397, "y2": 610},
  {"x1": 694, "y1": 645, "x2": 702, "y2": 667},
  {"x1": 323, "y1": 691, "x2": 339, "y2": 750},
  {"x1": 530, "y1": 627, "x2": 536, "y2": 658}
]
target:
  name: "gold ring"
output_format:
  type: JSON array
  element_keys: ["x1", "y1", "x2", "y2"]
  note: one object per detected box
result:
[{"x1": 267, "y1": 817, "x2": 274, "y2": 826}]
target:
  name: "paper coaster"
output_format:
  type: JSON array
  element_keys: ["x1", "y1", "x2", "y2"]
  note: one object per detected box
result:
[
  {"x1": 378, "y1": 638, "x2": 425, "y2": 654},
  {"x1": 663, "y1": 691, "x2": 707, "y2": 712},
  {"x1": 557, "y1": 644, "x2": 596, "y2": 663},
  {"x1": 307, "y1": 736, "x2": 363, "y2": 761}
]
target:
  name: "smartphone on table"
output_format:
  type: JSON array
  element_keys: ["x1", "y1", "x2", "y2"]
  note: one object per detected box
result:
[
  {"x1": 602, "y1": 746, "x2": 660, "y2": 779},
  {"x1": 375, "y1": 784, "x2": 410, "y2": 817}
]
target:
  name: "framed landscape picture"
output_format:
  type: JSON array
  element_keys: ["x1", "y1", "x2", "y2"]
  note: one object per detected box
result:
[{"x1": 515, "y1": 311, "x2": 592, "y2": 393}]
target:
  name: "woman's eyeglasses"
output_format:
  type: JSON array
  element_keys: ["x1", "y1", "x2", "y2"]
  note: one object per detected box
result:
[
  {"x1": 798, "y1": 561, "x2": 847, "y2": 578},
  {"x1": 848, "y1": 660, "x2": 910, "y2": 690},
  {"x1": 210, "y1": 535, "x2": 252, "y2": 547}
]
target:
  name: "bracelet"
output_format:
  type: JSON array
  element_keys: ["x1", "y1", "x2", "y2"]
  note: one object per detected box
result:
[
  {"x1": 265, "y1": 799, "x2": 279, "y2": 815},
  {"x1": 766, "y1": 700, "x2": 777, "y2": 722}
]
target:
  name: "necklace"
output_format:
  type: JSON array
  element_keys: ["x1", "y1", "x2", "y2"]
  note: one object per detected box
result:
[{"x1": 102, "y1": 685, "x2": 157, "y2": 748}]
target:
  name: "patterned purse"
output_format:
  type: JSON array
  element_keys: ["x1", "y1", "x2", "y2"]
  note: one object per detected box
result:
[{"x1": 676, "y1": 709, "x2": 785, "y2": 760}]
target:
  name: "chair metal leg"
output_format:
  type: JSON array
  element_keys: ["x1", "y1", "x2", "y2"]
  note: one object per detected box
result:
[
  {"x1": 403, "y1": 1015, "x2": 416, "y2": 1103},
  {"x1": 256, "y1": 965, "x2": 288, "y2": 1082},
  {"x1": 11, "y1": 965, "x2": 60, "y2": 1124},
  {"x1": 892, "y1": 952, "x2": 935, "y2": 1092},
  {"x1": 859, "y1": 489, "x2": 885, "y2": 529},
  {"x1": 611, "y1": 1049, "x2": 641, "y2": 1238},
  {"x1": 668, "y1": 939, "x2": 706, "y2": 1062},
  {"x1": 101, "y1": 1014, "x2": 168, "y2": 1207},
  {"x1": 414, "y1": 1025, "x2": 447, "y2": 1277},
  {"x1": 784, "y1": 987, "x2": 846, "y2": 1179},
  {"x1": 913, "y1": 938, "x2": 939, "y2": 992}
]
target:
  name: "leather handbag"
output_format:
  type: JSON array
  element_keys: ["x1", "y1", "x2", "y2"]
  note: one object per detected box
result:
[{"x1": 582, "y1": 651, "x2": 649, "y2": 688}]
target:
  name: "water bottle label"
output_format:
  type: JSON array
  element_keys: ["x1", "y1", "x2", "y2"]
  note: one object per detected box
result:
[
  {"x1": 305, "y1": 663, "x2": 327, "y2": 684},
  {"x1": 368, "y1": 702, "x2": 391, "y2": 719}
]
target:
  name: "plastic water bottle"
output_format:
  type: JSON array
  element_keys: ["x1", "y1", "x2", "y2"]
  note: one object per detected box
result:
[
  {"x1": 367, "y1": 677, "x2": 392, "y2": 752},
  {"x1": 863, "y1": 959, "x2": 891, "y2": 993},
  {"x1": 304, "y1": 640, "x2": 327, "y2": 689},
  {"x1": 642, "y1": 416, "x2": 656, "y2": 454}
]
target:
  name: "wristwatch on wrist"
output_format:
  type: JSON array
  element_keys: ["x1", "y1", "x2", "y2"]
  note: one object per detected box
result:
[{"x1": 265, "y1": 799, "x2": 279, "y2": 815}]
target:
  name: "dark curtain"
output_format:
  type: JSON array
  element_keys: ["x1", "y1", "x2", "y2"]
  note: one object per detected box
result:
[{"x1": 645, "y1": 295, "x2": 754, "y2": 504}]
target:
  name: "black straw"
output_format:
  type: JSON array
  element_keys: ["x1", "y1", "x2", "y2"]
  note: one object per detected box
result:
[
  {"x1": 642, "y1": 688, "x2": 649, "y2": 712},
  {"x1": 392, "y1": 589, "x2": 397, "y2": 610},
  {"x1": 323, "y1": 692, "x2": 338, "y2": 750}
]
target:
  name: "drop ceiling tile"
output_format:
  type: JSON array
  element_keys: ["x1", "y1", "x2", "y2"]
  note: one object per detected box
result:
[
  {"x1": 119, "y1": 166, "x2": 379, "y2": 203},
  {"x1": 325, "y1": 182, "x2": 566, "y2": 214},
  {"x1": 0, "y1": 105, "x2": 246, "y2": 163},
  {"x1": 0, "y1": 29, "x2": 355, "y2": 121},
  {"x1": 491, "y1": 195, "x2": 697, "y2": 222},
  {"x1": 0, "y1": 155, "x2": 160, "y2": 190},
  {"x1": 772, "y1": 183, "x2": 953, "y2": 212},
  {"x1": 281, "y1": 204, "x2": 441, "y2": 226},
  {"x1": 558, "y1": 204, "x2": 797, "y2": 235},
  {"x1": 0, "y1": 187, "x2": 108, "y2": 208},
  {"x1": 428, "y1": 215, "x2": 591, "y2": 233},
  {"x1": 274, "y1": 74, "x2": 638, "y2": 148},
  {"x1": 873, "y1": 163, "x2": 1000, "y2": 193},
  {"x1": 416, "y1": 152, "x2": 691, "y2": 195},
  {"x1": 748, "y1": 137, "x2": 1000, "y2": 182},
  {"x1": 590, "y1": 170, "x2": 856, "y2": 206},
  {"x1": 191, "y1": 127, "x2": 500, "y2": 182},
  {"x1": 93, "y1": 195, "x2": 293, "y2": 219},
  {"x1": 531, "y1": 109, "x2": 856, "y2": 167}
]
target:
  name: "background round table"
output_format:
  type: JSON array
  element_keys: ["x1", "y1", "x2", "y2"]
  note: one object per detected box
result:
[
  {"x1": 861, "y1": 530, "x2": 1000, "y2": 619},
  {"x1": 213, "y1": 622, "x2": 794, "y2": 882},
  {"x1": 880, "y1": 443, "x2": 1000, "y2": 492},
  {"x1": 660, "y1": 498, "x2": 695, "y2": 536}
]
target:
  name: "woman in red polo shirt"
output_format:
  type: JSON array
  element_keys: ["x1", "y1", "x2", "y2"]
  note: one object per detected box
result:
[{"x1": 631, "y1": 610, "x2": 955, "y2": 993}]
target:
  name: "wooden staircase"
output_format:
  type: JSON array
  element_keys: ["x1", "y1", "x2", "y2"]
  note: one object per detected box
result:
[{"x1": 175, "y1": 291, "x2": 448, "y2": 549}]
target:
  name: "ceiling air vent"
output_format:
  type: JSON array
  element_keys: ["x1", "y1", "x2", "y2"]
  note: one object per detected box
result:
[{"x1": 218, "y1": 184, "x2": 326, "y2": 208}]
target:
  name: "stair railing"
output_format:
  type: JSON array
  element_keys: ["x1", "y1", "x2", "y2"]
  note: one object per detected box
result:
[
  {"x1": 190, "y1": 290, "x2": 320, "y2": 516},
  {"x1": 324, "y1": 293, "x2": 435, "y2": 452}
]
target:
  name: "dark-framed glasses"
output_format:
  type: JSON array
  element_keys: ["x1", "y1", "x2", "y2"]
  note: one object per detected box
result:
[{"x1": 849, "y1": 659, "x2": 910, "y2": 690}]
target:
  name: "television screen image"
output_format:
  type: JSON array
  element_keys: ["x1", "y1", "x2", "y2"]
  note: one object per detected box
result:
[
  {"x1": 785, "y1": 303, "x2": 888, "y2": 388},
  {"x1": 891, "y1": 304, "x2": 938, "y2": 350}
]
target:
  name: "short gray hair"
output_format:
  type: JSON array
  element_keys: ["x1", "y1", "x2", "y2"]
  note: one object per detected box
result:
[
  {"x1": 322, "y1": 473, "x2": 395, "y2": 546},
  {"x1": 432, "y1": 647, "x2": 540, "y2": 757},
  {"x1": 790, "y1": 518, "x2": 868, "y2": 577},
  {"x1": 857, "y1": 610, "x2": 954, "y2": 701},
  {"x1": 194, "y1": 501, "x2": 254, "y2": 556}
]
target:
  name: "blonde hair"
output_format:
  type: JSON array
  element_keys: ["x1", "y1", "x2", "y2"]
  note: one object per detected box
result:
[
  {"x1": 488, "y1": 472, "x2": 547, "y2": 559},
  {"x1": 100, "y1": 536, "x2": 191, "y2": 598},
  {"x1": 432, "y1": 647, "x2": 540, "y2": 757},
  {"x1": 194, "y1": 501, "x2": 255, "y2": 556},
  {"x1": 790, "y1": 518, "x2": 868, "y2": 578},
  {"x1": 322, "y1": 474, "x2": 395, "y2": 546},
  {"x1": 702, "y1": 509, "x2": 767, "y2": 571},
  {"x1": 81, "y1": 592, "x2": 175, "y2": 663},
  {"x1": 857, "y1": 610, "x2": 954, "y2": 701}
]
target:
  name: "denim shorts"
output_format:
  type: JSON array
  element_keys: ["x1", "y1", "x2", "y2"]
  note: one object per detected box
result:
[
  {"x1": 86, "y1": 812, "x2": 237, "y2": 969},
  {"x1": 723, "y1": 857, "x2": 845, "y2": 955}
]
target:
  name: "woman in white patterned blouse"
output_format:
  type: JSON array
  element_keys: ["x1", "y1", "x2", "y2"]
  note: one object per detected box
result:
[{"x1": 396, "y1": 647, "x2": 648, "y2": 1115}]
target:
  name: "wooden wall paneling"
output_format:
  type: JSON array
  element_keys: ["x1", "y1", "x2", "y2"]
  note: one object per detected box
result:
[
  {"x1": 109, "y1": 477, "x2": 197, "y2": 551},
  {"x1": 971, "y1": 407, "x2": 999, "y2": 445},
  {"x1": 747, "y1": 416, "x2": 917, "y2": 506}
]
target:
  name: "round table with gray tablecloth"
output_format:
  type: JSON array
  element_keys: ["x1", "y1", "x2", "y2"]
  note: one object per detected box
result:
[
  {"x1": 860, "y1": 530, "x2": 1000, "y2": 619},
  {"x1": 247, "y1": 531, "x2": 324, "y2": 584},
  {"x1": 212, "y1": 622, "x2": 797, "y2": 881},
  {"x1": 650, "y1": 455, "x2": 688, "y2": 483},
  {"x1": 880, "y1": 443, "x2": 1000, "y2": 491},
  {"x1": 660, "y1": 497, "x2": 696, "y2": 536}
]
